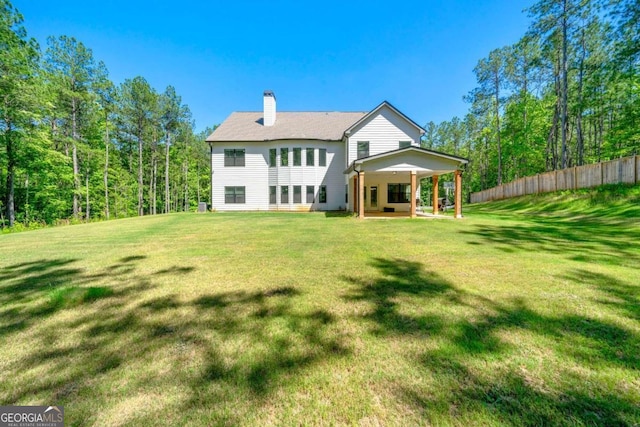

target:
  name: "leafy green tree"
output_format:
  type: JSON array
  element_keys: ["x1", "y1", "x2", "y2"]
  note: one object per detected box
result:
[
  {"x1": 468, "y1": 47, "x2": 510, "y2": 185},
  {"x1": 44, "y1": 35, "x2": 105, "y2": 220},
  {"x1": 159, "y1": 86, "x2": 190, "y2": 213},
  {"x1": 118, "y1": 76, "x2": 156, "y2": 216},
  {"x1": 0, "y1": 0, "x2": 40, "y2": 227}
]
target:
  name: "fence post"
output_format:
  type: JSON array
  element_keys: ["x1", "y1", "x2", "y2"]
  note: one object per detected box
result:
[
  {"x1": 573, "y1": 166, "x2": 578, "y2": 189},
  {"x1": 554, "y1": 169, "x2": 558, "y2": 192}
]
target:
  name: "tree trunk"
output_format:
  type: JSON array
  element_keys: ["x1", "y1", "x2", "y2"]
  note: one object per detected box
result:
[
  {"x1": 165, "y1": 132, "x2": 170, "y2": 213},
  {"x1": 196, "y1": 162, "x2": 201, "y2": 203},
  {"x1": 560, "y1": 0, "x2": 569, "y2": 169},
  {"x1": 547, "y1": 102, "x2": 560, "y2": 171},
  {"x1": 71, "y1": 95, "x2": 81, "y2": 219},
  {"x1": 104, "y1": 113, "x2": 110, "y2": 220},
  {"x1": 137, "y1": 126, "x2": 144, "y2": 216},
  {"x1": 152, "y1": 156, "x2": 157, "y2": 215},
  {"x1": 85, "y1": 170, "x2": 90, "y2": 222},
  {"x1": 5, "y1": 121, "x2": 15, "y2": 227},
  {"x1": 72, "y1": 142, "x2": 80, "y2": 219},
  {"x1": 494, "y1": 70, "x2": 502, "y2": 185},
  {"x1": 576, "y1": 27, "x2": 586, "y2": 166},
  {"x1": 183, "y1": 161, "x2": 189, "y2": 211},
  {"x1": 151, "y1": 141, "x2": 157, "y2": 215}
]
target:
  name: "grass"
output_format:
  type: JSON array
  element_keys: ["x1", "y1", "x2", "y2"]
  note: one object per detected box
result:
[{"x1": 0, "y1": 184, "x2": 638, "y2": 426}]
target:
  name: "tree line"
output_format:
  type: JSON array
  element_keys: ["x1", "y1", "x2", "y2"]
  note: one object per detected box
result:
[
  {"x1": 424, "y1": 0, "x2": 638, "y2": 197},
  {"x1": 1, "y1": 0, "x2": 212, "y2": 228}
]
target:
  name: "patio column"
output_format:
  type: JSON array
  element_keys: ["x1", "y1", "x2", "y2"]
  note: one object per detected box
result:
[
  {"x1": 410, "y1": 171, "x2": 417, "y2": 218},
  {"x1": 455, "y1": 170, "x2": 462, "y2": 218},
  {"x1": 352, "y1": 175, "x2": 358, "y2": 213},
  {"x1": 432, "y1": 175, "x2": 439, "y2": 215},
  {"x1": 358, "y1": 171, "x2": 365, "y2": 219}
]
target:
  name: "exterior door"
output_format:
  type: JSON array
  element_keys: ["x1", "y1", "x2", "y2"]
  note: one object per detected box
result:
[{"x1": 370, "y1": 186, "x2": 378, "y2": 209}]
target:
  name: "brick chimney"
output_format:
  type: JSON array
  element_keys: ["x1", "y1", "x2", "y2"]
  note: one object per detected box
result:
[{"x1": 263, "y1": 90, "x2": 276, "y2": 126}]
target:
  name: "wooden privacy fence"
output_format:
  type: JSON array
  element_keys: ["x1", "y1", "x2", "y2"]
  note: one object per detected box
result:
[{"x1": 470, "y1": 155, "x2": 640, "y2": 204}]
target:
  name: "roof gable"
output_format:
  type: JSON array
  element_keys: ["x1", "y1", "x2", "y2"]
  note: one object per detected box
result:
[
  {"x1": 344, "y1": 101, "x2": 426, "y2": 137},
  {"x1": 345, "y1": 146, "x2": 468, "y2": 175}
]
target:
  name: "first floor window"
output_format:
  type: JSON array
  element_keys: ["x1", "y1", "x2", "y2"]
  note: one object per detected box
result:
[
  {"x1": 269, "y1": 186, "x2": 276, "y2": 204},
  {"x1": 387, "y1": 183, "x2": 411, "y2": 203},
  {"x1": 306, "y1": 148, "x2": 314, "y2": 166},
  {"x1": 225, "y1": 186, "x2": 245, "y2": 204},
  {"x1": 224, "y1": 149, "x2": 245, "y2": 167},
  {"x1": 319, "y1": 185, "x2": 327, "y2": 203},
  {"x1": 269, "y1": 148, "x2": 277, "y2": 167},
  {"x1": 293, "y1": 185, "x2": 302, "y2": 203},
  {"x1": 281, "y1": 186, "x2": 289, "y2": 203},
  {"x1": 306, "y1": 185, "x2": 314, "y2": 203},
  {"x1": 319, "y1": 148, "x2": 327, "y2": 166}
]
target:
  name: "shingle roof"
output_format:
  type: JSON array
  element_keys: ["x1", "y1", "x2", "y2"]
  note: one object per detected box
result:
[{"x1": 206, "y1": 111, "x2": 367, "y2": 142}]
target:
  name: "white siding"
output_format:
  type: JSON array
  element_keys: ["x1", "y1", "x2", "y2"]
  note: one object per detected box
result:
[
  {"x1": 211, "y1": 142, "x2": 270, "y2": 211},
  {"x1": 347, "y1": 105, "x2": 422, "y2": 166},
  {"x1": 211, "y1": 140, "x2": 345, "y2": 211}
]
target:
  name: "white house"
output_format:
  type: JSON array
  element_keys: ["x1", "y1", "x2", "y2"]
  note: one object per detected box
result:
[{"x1": 206, "y1": 91, "x2": 468, "y2": 218}]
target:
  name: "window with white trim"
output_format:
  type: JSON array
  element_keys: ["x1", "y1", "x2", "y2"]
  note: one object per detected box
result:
[
  {"x1": 224, "y1": 149, "x2": 245, "y2": 167},
  {"x1": 224, "y1": 186, "x2": 245, "y2": 203}
]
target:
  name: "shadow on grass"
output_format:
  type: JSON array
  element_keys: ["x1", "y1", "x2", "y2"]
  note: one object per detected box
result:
[
  {"x1": 403, "y1": 363, "x2": 638, "y2": 426},
  {"x1": 344, "y1": 257, "x2": 640, "y2": 425},
  {"x1": 324, "y1": 210, "x2": 353, "y2": 218},
  {"x1": 1, "y1": 256, "x2": 349, "y2": 425},
  {"x1": 2, "y1": 253, "x2": 638, "y2": 425},
  {"x1": 561, "y1": 268, "x2": 640, "y2": 321},
  {"x1": 460, "y1": 216, "x2": 640, "y2": 266},
  {"x1": 342, "y1": 258, "x2": 458, "y2": 336},
  {"x1": 0, "y1": 256, "x2": 153, "y2": 335}
]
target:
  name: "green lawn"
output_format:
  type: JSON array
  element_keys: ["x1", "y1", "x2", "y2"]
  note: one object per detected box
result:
[{"x1": 1, "y1": 185, "x2": 639, "y2": 426}]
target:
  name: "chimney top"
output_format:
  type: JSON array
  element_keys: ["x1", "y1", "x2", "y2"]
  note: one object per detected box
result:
[{"x1": 263, "y1": 90, "x2": 276, "y2": 126}]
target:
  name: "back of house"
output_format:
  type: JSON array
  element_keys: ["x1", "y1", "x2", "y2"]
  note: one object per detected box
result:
[{"x1": 206, "y1": 91, "x2": 467, "y2": 216}]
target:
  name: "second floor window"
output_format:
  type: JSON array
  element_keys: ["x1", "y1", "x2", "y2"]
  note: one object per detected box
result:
[
  {"x1": 224, "y1": 149, "x2": 245, "y2": 167},
  {"x1": 357, "y1": 141, "x2": 369, "y2": 159},
  {"x1": 281, "y1": 148, "x2": 289, "y2": 166},
  {"x1": 319, "y1": 149, "x2": 327, "y2": 166},
  {"x1": 293, "y1": 148, "x2": 302, "y2": 166},
  {"x1": 269, "y1": 148, "x2": 276, "y2": 167},
  {"x1": 306, "y1": 148, "x2": 314, "y2": 166}
]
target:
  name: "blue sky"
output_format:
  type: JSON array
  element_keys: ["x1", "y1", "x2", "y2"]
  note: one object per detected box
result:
[{"x1": 15, "y1": 0, "x2": 532, "y2": 133}]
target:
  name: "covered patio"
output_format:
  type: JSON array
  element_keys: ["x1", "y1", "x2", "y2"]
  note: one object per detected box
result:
[{"x1": 344, "y1": 147, "x2": 469, "y2": 219}]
